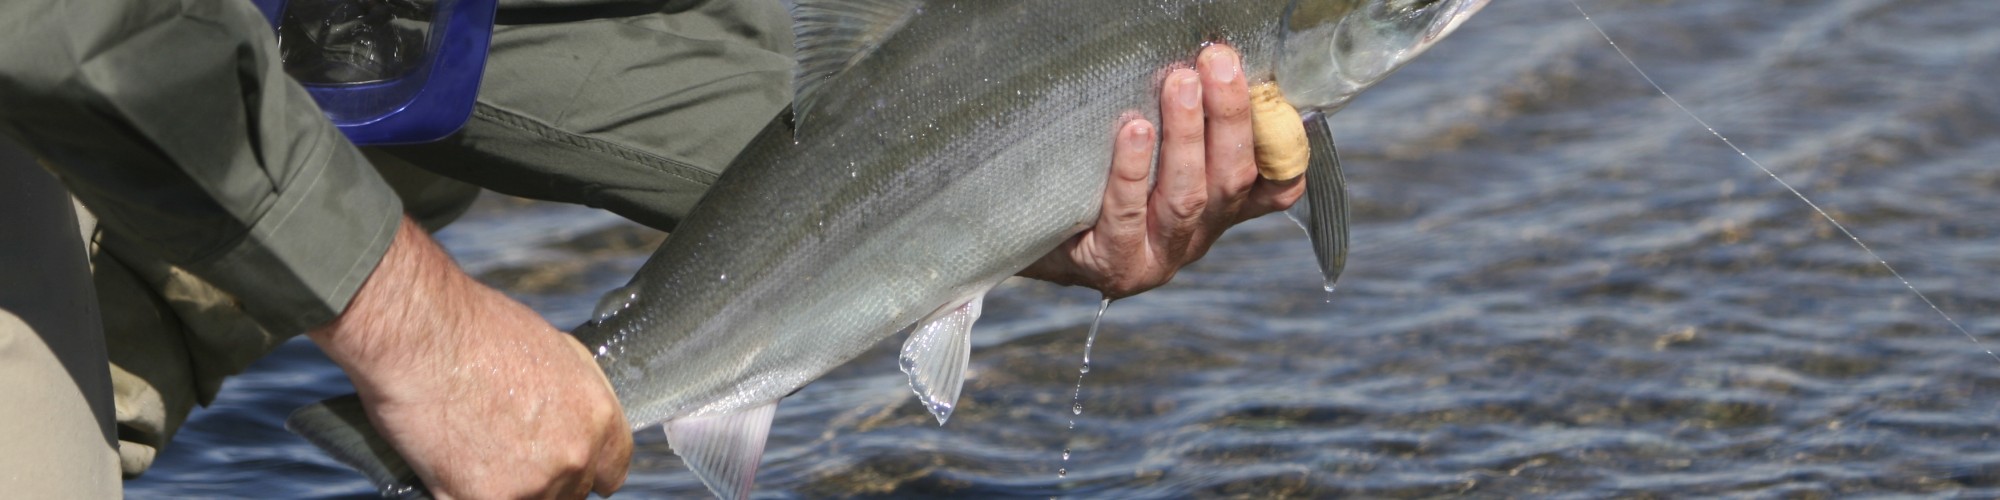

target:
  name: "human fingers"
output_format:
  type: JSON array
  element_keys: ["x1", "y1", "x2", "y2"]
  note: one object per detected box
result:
[
  {"x1": 589, "y1": 427, "x2": 633, "y2": 498},
  {"x1": 551, "y1": 468, "x2": 591, "y2": 500},
  {"x1": 1243, "y1": 173, "x2": 1307, "y2": 222},
  {"x1": 1091, "y1": 117, "x2": 1160, "y2": 296},
  {"x1": 1150, "y1": 68, "x2": 1209, "y2": 261},
  {"x1": 1102, "y1": 117, "x2": 1158, "y2": 255},
  {"x1": 1196, "y1": 45, "x2": 1257, "y2": 227}
]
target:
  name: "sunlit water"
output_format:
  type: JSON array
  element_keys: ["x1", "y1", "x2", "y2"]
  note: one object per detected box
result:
[{"x1": 130, "y1": 0, "x2": 2000, "y2": 497}]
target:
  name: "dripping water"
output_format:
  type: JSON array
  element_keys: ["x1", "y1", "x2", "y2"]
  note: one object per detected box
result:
[{"x1": 1058, "y1": 297, "x2": 1113, "y2": 482}]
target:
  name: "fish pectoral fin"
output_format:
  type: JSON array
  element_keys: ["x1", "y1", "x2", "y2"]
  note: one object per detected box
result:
[
  {"x1": 900, "y1": 293, "x2": 984, "y2": 425},
  {"x1": 789, "y1": 0, "x2": 921, "y2": 126},
  {"x1": 665, "y1": 402, "x2": 779, "y2": 500},
  {"x1": 1284, "y1": 112, "x2": 1351, "y2": 292}
]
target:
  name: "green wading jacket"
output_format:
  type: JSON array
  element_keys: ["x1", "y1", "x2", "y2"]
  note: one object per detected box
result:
[{"x1": 0, "y1": 0, "x2": 795, "y2": 336}]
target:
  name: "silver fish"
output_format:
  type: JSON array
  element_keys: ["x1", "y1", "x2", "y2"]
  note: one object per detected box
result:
[{"x1": 288, "y1": 0, "x2": 1487, "y2": 498}]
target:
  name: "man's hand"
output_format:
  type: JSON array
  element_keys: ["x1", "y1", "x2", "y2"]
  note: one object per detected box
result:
[
  {"x1": 308, "y1": 216, "x2": 631, "y2": 499},
  {"x1": 1021, "y1": 45, "x2": 1307, "y2": 298}
]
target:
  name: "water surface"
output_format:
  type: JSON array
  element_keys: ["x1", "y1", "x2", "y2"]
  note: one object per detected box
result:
[{"x1": 131, "y1": 0, "x2": 2000, "y2": 497}]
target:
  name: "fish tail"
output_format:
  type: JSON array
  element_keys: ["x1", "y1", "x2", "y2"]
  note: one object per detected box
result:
[{"x1": 286, "y1": 394, "x2": 432, "y2": 499}]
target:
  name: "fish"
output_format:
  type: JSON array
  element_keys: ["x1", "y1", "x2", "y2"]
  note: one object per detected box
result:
[{"x1": 285, "y1": 0, "x2": 1488, "y2": 498}]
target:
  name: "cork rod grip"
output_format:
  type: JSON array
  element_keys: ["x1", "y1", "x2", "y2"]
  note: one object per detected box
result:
[{"x1": 1249, "y1": 82, "x2": 1309, "y2": 181}]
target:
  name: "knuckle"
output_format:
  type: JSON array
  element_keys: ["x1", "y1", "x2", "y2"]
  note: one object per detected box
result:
[
  {"x1": 1166, "y1": 192, "x2": 1209, "y2": 220},
  {"x1": 1217, "y1": 173, "x2": 1255, "y2": 197},
  {"x1": 1111, "y1": 163, "x2": 1150, "y2": 183},
  {"x1": 593, "y1": 401, "x2": 620, "y2": 423},
  {"x1": 555, "y1": 444, "x2": 595, "y2": 476},
  {"x1": 1106, "y1": 203, "x2": 1147, "y2": 226},
  {"x1": 1269, "y1": 186, "x2": 1306, "y2": 209},
  {"x1": 1112, "y1": 162, "x2": 1160, "y2": 184}
]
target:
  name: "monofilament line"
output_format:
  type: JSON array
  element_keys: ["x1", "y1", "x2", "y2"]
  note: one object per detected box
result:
[{"x1": 1566, "y1": 0, "x2": 1996, "y2": 364}]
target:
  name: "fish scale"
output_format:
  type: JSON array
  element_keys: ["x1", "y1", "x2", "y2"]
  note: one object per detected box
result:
[{"x1": 585, "y1": 0, "x2": 1289, "y2": 426}]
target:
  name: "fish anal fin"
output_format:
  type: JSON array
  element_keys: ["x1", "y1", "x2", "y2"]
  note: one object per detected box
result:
[
  {"x1": 789, "y1": 0, "x2": 921, "y2": 125},
  {"x1": 1285, "y1": 112, "x2": 1351, "y2": 291},
  {"x1": 900, "y1": 293, "x2": 982, "y2": 425},
  {"x1": 664, "y1": 402, "x2": 779, "y2": 500}
]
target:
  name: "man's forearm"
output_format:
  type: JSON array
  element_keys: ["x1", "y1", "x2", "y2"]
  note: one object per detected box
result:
[{"x1": 308, "y1": 216, "x2": 468, "y2": 386}]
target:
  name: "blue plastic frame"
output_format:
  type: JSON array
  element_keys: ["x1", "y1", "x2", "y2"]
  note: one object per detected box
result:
[{"x1": 249, "y1": 0, "x2": 496, "y2": 145}]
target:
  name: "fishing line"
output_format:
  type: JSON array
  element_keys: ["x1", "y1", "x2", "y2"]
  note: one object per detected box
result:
[{"x1": 1564, "y1": 0, "x2": 1996, "y2": 364}]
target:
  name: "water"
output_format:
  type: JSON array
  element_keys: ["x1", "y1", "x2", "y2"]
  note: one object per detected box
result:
[
  {"x1": 1060, "y1": 298, "x2": 1112, "y2": 482},
  {"x1": 130, "y1": 0, "x2": 2000, "y2": 497}
]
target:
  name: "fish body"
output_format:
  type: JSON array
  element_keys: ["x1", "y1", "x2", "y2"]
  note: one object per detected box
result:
[
  {"x1": 586, "y1": 0, "x2": 1294, "y2": 426},
  {"x1": 587, "y1": 0, "x2": 1485, "y2": 431},
  {"x1": 289, "y1": 0, "x2": 1487, "y2": 498}
]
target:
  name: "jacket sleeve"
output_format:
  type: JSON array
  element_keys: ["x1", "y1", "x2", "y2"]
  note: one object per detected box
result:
[{"x1": 0, "y1": 0, "x2": 404, "y2": 335}]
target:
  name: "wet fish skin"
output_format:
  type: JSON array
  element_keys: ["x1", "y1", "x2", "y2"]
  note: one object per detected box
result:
[
  {"x1": 288, "y1": 0, "x2": 1487, "y2": 498},
  {"x1": 585, "y1": 0, "x2": 1488, "y2": 431}
]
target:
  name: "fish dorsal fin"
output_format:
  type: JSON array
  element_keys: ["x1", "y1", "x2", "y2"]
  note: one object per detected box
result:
[
  {"x1": 789, "y1": 0, "x2": 921, "y2": 124},
  {"x1": 1283, "y1": 112, "x2": 1351, "y2": 292},
  {"x1": 900, "y1": 292, "x2": 983, "y2": 425},
  {"x1": 664, "y1": 402, "x2": 779, "y2": 500}
]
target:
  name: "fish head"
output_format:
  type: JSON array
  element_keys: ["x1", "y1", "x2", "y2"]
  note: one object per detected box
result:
[{"x1": 1275, "y1": 0, "x2": 1489, "y2": 111}]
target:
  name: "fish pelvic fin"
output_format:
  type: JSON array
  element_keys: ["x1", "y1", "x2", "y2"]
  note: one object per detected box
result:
[
  {"x1": 900, "y1": 292, "x2": 985, "y2": 425},
  {"x1": 789, "y1": 0, "x2": 920, "y2": 126},
  {"x1": 286, "y1": 394, "x2": 432, "y2": 499},
  {"x1": 665, "y1": 401, "x2": 779, "y2": 500},
  {"x1": 1284, "y1": 112, "x2": 1351, "y2": 292}
]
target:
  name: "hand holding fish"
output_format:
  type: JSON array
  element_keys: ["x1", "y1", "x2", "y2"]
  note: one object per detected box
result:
[
  {"x1": 305, "y1": 217, "x2": 633, "y2": 499},
  {"x1": 1021, "y1": 45, "x2": 1307, "y2": 298}
]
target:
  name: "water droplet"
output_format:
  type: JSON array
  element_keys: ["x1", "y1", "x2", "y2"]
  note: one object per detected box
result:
[
  {"x1": 591, "y1": 286, "x2": 639, "y2": 325},
  {"x1": 596, "y1": 345, "x2": 608, "y2": 356},
  {"x1": 1057, "y1": 298, "x2": 1112, "y2": 484}
]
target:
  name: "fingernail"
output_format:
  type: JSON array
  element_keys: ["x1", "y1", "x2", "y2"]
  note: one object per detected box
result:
[
  {"x1": 1176, "y1": 73, "x2": 1200, "y2": 108},
  {"x1": 1207, "y1": 50, "x2": 1238, "y2": 84},
  {"x1": 1128, "y1": 121, "x2": 1153, "y2": 142}
]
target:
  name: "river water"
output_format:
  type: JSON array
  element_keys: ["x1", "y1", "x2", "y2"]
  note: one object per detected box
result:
[{"x1": 129, "y1": 0, "x2": 2000, "y2": 497}]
